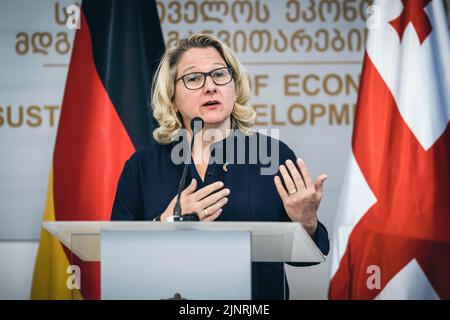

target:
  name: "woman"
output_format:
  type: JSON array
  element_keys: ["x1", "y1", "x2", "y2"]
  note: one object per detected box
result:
[{"x1": 112, "y1": 33, "x2": 329, "y2": 299}]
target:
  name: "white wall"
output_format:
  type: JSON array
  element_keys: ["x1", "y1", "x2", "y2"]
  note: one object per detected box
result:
[
  {"x1": 287, "y1": 264, "x2": 329, "y2": 300},
  {"x1": 0, "y1": 241, "x2": 38, "y2": 299}
]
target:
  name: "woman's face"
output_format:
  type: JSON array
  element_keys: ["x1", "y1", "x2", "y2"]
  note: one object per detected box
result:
[{"x1": 174, "y1": 47, "x2": 236, "y2": 129}]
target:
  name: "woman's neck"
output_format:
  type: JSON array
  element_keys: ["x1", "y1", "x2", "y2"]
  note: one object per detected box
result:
[{"x1": 189, "y1": 118, "x2": 232, "y2": 165}]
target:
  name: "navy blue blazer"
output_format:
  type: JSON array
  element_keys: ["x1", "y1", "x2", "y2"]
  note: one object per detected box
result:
[{"x1": 111, "y1": 130, "x2": 330, "y2": 299}]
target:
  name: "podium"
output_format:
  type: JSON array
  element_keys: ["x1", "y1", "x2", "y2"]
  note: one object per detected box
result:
[{"x1": 44, "y1": 221, "x2": 325, "y2": 300}]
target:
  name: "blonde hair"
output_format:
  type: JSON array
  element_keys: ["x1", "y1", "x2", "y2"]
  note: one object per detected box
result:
[{"x1": 151, "y1": 33, "x2": 256, "y2": 144}]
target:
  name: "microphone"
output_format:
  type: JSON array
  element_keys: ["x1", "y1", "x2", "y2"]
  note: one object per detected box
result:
[{"x1": 172, "y1": 117, "x2": 204, "y2": 221}]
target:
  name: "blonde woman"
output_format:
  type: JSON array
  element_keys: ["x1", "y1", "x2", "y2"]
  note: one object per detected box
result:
[{"x1": 112, "y1": 33, "x2": 329, "y2": 299}]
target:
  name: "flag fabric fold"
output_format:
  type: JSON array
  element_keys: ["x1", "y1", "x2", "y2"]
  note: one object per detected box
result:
[
  {"x1": 31, "y1": 0, "x2": 164, "y2": 299},
  {"x1": 329, "y1": 0, "x2": 450, "y2": 299}
]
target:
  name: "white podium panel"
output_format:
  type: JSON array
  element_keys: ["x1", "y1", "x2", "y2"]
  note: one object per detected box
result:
[{"x1": 101, "y1": 230, "x2": 251, "y2": 299}]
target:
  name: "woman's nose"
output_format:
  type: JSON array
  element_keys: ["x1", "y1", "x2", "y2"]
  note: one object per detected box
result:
[{"x1": 203, "y1": 75, "x2": 217, "y2": 93}]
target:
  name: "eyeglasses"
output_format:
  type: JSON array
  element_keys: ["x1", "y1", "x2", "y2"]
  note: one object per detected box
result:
[{"x1": 176, "y1": 67, "x2": 233, "y2": 90}]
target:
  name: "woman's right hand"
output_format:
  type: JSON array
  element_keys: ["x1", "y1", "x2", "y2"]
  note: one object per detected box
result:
[{"x1": 160, "y1": 179, "x2": 229, "y2": 221}]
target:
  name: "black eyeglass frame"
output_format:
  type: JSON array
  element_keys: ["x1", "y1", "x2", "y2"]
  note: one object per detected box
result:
[{"x1": 176, "y1": 67, "x2": 233, "y2": 90}]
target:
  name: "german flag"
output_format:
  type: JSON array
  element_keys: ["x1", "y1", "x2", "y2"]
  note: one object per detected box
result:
[{"x1": 31, "y1": 0, "x2": 164, "y2": 300}]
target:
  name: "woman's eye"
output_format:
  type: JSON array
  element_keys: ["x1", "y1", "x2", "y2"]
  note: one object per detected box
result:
[
  {"x1": 186, "y1": 74, "x2": 202, "y2": 82},
  {"x1": 212, "y1": 71, "x2": 226, "y2": 78}
]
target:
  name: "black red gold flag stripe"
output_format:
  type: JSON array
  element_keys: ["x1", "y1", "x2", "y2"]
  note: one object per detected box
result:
[{"x1": 31, "y1": 0, "x2": 165, "y2": 299}]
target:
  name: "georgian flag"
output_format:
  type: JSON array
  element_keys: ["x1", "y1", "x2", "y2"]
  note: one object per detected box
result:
[{"x1": 329, "y1": 0, "x2": 450, "y2": 299}]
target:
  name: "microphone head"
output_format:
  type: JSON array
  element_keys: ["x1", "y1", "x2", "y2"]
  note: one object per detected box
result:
[{"x1": 190, "y1": 117, "x2": 204, "y2": 134}]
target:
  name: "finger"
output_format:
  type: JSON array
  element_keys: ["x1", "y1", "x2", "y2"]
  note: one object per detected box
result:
[
  {"x1": 279, "y1": 164, "x2": 297, "y2": 194},
  {"x1": 200, "y1": 196, "x2": 227, "y2": 220},
  {"x1": 181, "y1": 178, "x2": 197, "y2": 196},
  {"x1": 192, "y1": 181, "x2": 224, "y2": 201},
  {"x1": 315, "y1": 174, "x2": 327, "y2": 201},
  {"x1": 207, "y1": 196, "x2": 229, "y2": 213},
  {"x1": 202, "y1": 208, "x2": 223, "y2": 222},
  {"x1": 285, "y1": 159, "x2": 306, "y2": 191},
  {"x1": 296, "y1": 158, "x2": 314, "y2": 189},
  {"x1": 274, "y1": 176, "x2": 289, "y2": 203},
  {"x1": 198, "y1": 189, "x2": 229, "y2": 211}
]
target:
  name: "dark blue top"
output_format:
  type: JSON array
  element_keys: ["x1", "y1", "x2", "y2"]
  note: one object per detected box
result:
[{"x1": 111, "y1": 130, "x2": 330, "y2": 299}]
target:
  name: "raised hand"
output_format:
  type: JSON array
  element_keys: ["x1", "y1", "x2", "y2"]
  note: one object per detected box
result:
[{"x1": 274, "y1": 158, "x2": 327, "y2": 237}]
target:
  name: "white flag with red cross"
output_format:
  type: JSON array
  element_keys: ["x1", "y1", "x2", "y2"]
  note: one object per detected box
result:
[{"x1": 329, "y1": 0, "x2": 450, "y2": 299}]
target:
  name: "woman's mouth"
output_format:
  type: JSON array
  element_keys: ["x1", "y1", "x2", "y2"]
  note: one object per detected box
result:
[{"x1": 202, "y1": 100, "x2": 221, "y2": 110}]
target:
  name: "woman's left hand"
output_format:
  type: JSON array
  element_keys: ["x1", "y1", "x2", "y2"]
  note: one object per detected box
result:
[{"x1": 274, "y1": 158, "x2": 327, "y2": 237}]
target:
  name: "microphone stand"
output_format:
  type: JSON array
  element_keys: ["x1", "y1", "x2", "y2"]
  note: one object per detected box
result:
[{"x1": 171, "y1": 117, "x2": 204, "y2": 221}]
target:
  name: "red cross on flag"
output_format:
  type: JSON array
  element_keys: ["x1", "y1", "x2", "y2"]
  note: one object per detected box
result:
[{"x1": 329, "y1": 0, "x2": 450, "y2": 299}]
